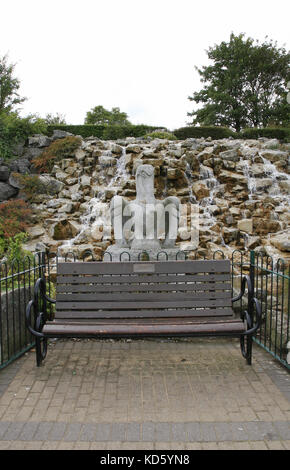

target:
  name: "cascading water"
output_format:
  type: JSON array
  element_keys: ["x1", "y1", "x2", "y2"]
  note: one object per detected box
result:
[{"x1": 58, "y1": 146, "x2": 129, "y2": 255}]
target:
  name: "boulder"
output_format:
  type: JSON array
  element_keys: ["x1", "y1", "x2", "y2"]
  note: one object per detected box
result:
[
  {"x1": 27, "y1": 225, "x2": 46, "y2": 240},
  {"x1": 218, "y1": 170, "x2": 247, "y2": 186},
  {"x1": 260, "y1": 150, "x2": 288, "y2": 163},
  {"x1": 270, "y1": 230, "x2": 290, "y2": 252},
  {"x1": 0, "y1": 182, "x2": 18, "y2": 201},
  {"x1": 191, "y1": 182, "x2": 210, "y2": 200},
  {"x1": 51, "y1": 219, "x2": 79, "y2": 240},
  {"x1": 99, "y1": 155, "x2": 116, "y2": 167},
  {"x1": 51, "y1": 130, "x2": 73, "y2": 140},
  {"x1": 237, "y1": 219, "x2": 253, "y2": 234},
  {"x1": 0, "y1": 166, "x2": 10, "y2": 182},
  {"x1": 28, "y1": 134, "x2": 52, "y2": 147},
  {"x1": 219, "y1": 149, "x2": 240, "y2": 161},
  {"x1": 39, "y1": 175, "x2": 64, "y2": 194}
]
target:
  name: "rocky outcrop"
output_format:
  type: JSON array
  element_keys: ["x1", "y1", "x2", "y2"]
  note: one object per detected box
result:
[{"x1": 0, "y1": 130, "x2": 289, "y2": 261}]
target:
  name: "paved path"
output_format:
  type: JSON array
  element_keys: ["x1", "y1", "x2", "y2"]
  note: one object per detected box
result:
[{"x1": 0, "y1": 337, "x2": 289, "y2": 450}]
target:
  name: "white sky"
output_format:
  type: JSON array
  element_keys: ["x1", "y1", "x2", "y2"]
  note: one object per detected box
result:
[{"x1": 1, "y1": 0, "x2": 289, "y2": 130}]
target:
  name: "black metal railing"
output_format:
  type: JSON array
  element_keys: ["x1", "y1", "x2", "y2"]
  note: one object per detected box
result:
[
  {"x1": 0, "y1": 248, "x2": 289, "y2": 370},
  {"x1": 0, "y1": 252, "x2": 46, "y2": 370}
]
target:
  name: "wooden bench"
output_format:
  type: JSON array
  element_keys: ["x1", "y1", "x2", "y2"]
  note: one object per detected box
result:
[{"x1": 26, "y1": 259, "x2": 262, "y2": 366}]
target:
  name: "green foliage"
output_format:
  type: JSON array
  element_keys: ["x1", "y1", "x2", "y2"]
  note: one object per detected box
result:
[
  {"x1": 32, "y1": 136, "x2": 81, "y2": 172},
  {"x1": 188, "y1": 33, "x2": 290, "y2": 132},
  {"x1": 0, "y1": 232, "x2": 32, "y2": 266},
  {"x1": 0, "y1": 199, "x2": 33, "y2": 239},
  {"x1": 0, "y1": 54, "x2": 26, "y2": 114},
  {"x1": 173, "y1": 126, "x2": 236, "y2": 140},
  {"x1": 46, "y1": 124, "x2": 166, "y2": 139},
  {"x1": 145, "y1": 131, "x2": 177, "y2": 140},
  {"x1": 44, "y1": 112, "x2": 67, "y2": 125},
  {"x1": 0, "y1": 112, "x2": 48, "y2": 160},
  {"x1": 240, "y1": 127, "x2": 290, "y2": 142},
  {"x1": 84, "y1": 105, "x2": 131, "y2": 126}
]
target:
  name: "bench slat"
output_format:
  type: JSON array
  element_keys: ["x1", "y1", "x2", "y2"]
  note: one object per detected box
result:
[
  {"x1": 56, "y1": 282, "x2": 232, "y2": 293},
  {"x1": 43, "y1": 320, "x2": 245, "y2": 336},
  {"x1": 56, "y1": 298, "x2": 232, "y2": 310},
  {"x1": 51, "y1": 315, "x2": 238, "y2": 324},
  {"x1": 56, "y1": 290, "x2": 231, "y2": 302},
  {"x1": 57, "y1": 260, "x2": 231, "y2": 275},
  {"x1": 54, "y1": 307, "x2": 234, "y2": 319},
  {"x1": 57, "y1": 273, "x2": 231, "y2": 285}
]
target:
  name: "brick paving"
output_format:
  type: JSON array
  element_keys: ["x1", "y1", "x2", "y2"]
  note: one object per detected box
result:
[{"x1": 0, "y1": 337, "x2": 289, "y2": 450}]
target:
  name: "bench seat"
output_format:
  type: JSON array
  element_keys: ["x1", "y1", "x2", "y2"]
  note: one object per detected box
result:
[{"x1": 43, "y1": 316, "x2": 247, "y2": 336}]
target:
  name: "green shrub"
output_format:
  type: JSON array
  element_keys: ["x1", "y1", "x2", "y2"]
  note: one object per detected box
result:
[
  {"x1": 46, "y1": 124, "x2": 166, "y2": 140},
  {"x1": 0, "y1": 232, "x2": 32, "y2": 265},
  {"x1": 0, "y1": 112, "x2": 48, "y2": 159},
  {"x1": 0, "y1": 199, "x2": 33, "y2": 239},
  {"x1": 145, "y1": 131, "x2": 177, "y2": 140},
  {"x1": 173, "y1": 126, "x2": 237, "y2": 140},
  {"x1": 240, "y1": 127, "x2": 290, "y2": 142},
  {"x1": 32, "y1": 136, "x2": 81, "y2": 172}
]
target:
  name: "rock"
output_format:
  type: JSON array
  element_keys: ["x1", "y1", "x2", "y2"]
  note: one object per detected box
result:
[
  {"x1": 110, "y1": 143, "x2": 123, "y2": 155},
  {"x1": 191, "y1": 182, "x2": 210, "y2": 200},
  {"x1": 219, "y1": 149, "x2": 240, "y2": 161},
  {"x1": 254, "y1": 178, "x2": 273, "y2": 191},
  {"x1": 75, "y1": 148, "x2": 86, "y2": 161},
  {"x1": 22, "y1": 147, "x2": 43, "y2": 160},
  {"x1": 51, "y1": 219, "x2": 79, "y2": 240},
  {"x1": 219, "y1": 170, "x2": 247, "y2": 186},
  {"x1": 39, "y1": 175, "x2": 64, "y2": 194},
  {"x1": 222, "y1": 227, "x2": 239, "y2": 243},
  {"x1": 246, "y1": 236, "x2": 261, "y2": 249},
  {"x1": 270, "y1": 230, "x2": 290, "y2": 252},
  {"x1": 52, "y1": 130, "x2": 73, "y2": 140},
  {"x1": 80, "y1": 175, "x2": 91, "y2": 187},
  {"x1": 27, "y1": 225, "x2": 45, "y2": 239},
  {"x1": 260, "y1": 150, "x2": 288, "y2": 163},
  {"x1": 125, "y1": 144, "x2": 141, "y2": 154},
  {"x1": 0, "y1": 166, "x2": 10, "y2": 182},
  {"x1": 229, "y1": 207, "x2": 241, "y2": 216},
  {"x1": 28, "y1": 134, "x2": 52, "y2": 147},
  {"x1": 167, "y1": 168, "x2": 180, "y2": 180},
  {"x1": 0, "y1": 182, "x2": 18, "y2": 201},
  {"x1": 59, "y1": 202, "x2": 73, "y2": 213},
  {"x1": 261, "y1": 139, "x2": 280, "y2": 149},
  {"x1": 99, "y1": 155, "x2": 116, "y2": 167},
  {"x1": 279, "y1": 181, "x2": 290, "y2": 193},
  {"x1": 55, "y1": 170, "x2": 68, "y2": 182},
  {"x1": 237, "y1": 219, "x2": 253, "y2": 234}
]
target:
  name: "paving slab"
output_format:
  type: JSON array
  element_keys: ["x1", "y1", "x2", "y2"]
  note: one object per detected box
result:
[{"x1": 0, "y1": 337, "x2": 289, "y2": 450}]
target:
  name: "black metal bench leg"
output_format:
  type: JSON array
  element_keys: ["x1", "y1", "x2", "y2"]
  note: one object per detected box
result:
[
  {"x1": 246, "y1": 335, "x2": 253, "y2": 366},
  {"x1": 35, "y1": 337, "x2": 48, "y2": 367},
  {"x1": 240, "y1": 334, "x2": 253, "y2": 365}
]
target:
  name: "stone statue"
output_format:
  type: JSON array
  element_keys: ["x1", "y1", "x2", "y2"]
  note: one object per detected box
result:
[{"x1": 105, "y1": 164, "x2": 182, "y2": 260}]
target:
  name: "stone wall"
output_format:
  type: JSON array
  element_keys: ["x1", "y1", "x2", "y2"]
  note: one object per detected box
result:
[{"x1": 1, "y1": 130, "x2": 289, "y2": 261}]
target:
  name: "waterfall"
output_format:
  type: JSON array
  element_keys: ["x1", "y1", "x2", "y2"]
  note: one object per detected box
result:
[{"x1": 58, "y1": 146, "x2": 128, "y2": 255}]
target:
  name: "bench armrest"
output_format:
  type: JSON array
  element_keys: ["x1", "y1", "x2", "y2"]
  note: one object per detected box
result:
[
  {"x1": 25, "y1": 277, "x2": 55, "y2": 338},
  {"x1": 232, "y1": 275, "x2": 262, "y2": 335},
  {"x1": 232, "y1": 275, "x2": 252, "y2": 303}
]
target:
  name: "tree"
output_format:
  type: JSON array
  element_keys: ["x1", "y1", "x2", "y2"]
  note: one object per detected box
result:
[
  {"x1": 0, "y1": 54, "x2": 26, "y2": 114},
  {"x1": 84, "y1": 105, "x2": 131, "y2": 125},
  {"x1": 45, "y1": 112, "x2": 67, "y2": 125},
  {"x1": 187, "y1": 34, "x2": 290, "y2": 132}
]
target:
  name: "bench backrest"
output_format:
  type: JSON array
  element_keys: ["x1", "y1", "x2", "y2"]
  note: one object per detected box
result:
[
  {"x1": 56, "y1": 260, "x2": 233, "y2": 320},
  {"x1": 55, "y1": 260, "x2": 232, "y2": 320}
]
